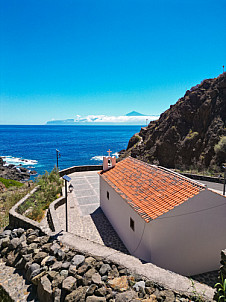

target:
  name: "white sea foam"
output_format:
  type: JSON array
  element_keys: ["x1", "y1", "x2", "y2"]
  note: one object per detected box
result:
[
  {"x1": 112, "y1": 152, "x2": 119, "y2": 158},
  {"x1": 91, "y1": 153, "x2": 119, "y2": 161},
  {"x1": 91, "y1": 155, "x2": 104, "y2": 161},
  {"x1": 1, "y1": 156, "x2": 38, "y2": 166}
]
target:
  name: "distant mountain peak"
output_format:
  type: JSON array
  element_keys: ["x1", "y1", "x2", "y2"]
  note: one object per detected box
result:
[{"x1": 126, "y1": 111, "x2": 145, "y2": 116}]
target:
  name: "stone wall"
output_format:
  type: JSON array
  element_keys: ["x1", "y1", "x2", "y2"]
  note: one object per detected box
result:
[
  {"x1": 180, "y1": 173, "x2": 224, "y2": 184},
  {"x1": 47, "y1": 196, "x2": 65, "y2": 233},
  {"x1": 0, "y1": 227, "x2": 215, "y2": 302},
  {"x1": 59, "y1": 165, "x2": 102, "y2": 177},
  {"x1": 8, "y1": 186, "x2": 45, "y2": 235}
]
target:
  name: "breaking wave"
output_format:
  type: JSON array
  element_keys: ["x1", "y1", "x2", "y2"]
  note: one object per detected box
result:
[
  {"x1": 90, "y1": 152, "x2": 119, "y2": 161},
  {"x1": 90, "y1": 155, "x2": 104, "y2": 161},
  {"x1": 1, "y1": 156, "x2": 38, "y2": 166}
]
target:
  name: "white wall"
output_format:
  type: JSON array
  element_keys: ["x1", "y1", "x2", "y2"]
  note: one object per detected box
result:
[
  {"x1": 100, "y1": 177, "x2": 147, "y2": 257},
  {"x1": 142, "y1": 189, "x2": 226, "y2": 275},
  {"x1": 100, "y1": 175, "x2": 226, "y2": 276}
]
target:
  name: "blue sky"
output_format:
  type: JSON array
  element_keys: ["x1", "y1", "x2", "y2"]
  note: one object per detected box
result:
[{"x1": 0, "y1": 0, "x2": 225, "y2": 125}]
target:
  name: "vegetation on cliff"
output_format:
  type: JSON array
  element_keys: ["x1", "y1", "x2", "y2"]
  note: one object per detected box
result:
[{"x1": 120, "y1": 73, "x2": 226, "y2": 172}]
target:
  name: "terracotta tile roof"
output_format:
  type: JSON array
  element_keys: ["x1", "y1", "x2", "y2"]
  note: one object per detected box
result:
[{"x1": 99, "y1": 157, "x2": 206, "y2": 222}]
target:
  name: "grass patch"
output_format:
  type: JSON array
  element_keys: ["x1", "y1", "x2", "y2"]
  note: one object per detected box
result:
[
  {"x1": 17, "y1": 167, "x2": 63, "y2": 222},
  {"x1": 0, "y1": 177, "x2": 24, "y2": 188}
]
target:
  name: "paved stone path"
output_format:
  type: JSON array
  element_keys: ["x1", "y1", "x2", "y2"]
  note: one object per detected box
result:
[
  {"x1": 0, "y1": 259, "x2": 38, "y2": 301},
  {"x1": 56, "y1": 171, "x2": 128, "y2": 254}
]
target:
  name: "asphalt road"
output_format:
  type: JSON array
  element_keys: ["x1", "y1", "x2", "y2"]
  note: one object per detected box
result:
[{"x1": 198, "y1": 180, "x2": 225, "y2": 194}]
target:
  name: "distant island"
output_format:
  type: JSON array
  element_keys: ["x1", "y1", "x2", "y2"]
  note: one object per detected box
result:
[{"x1": 46, "y1": 112, "x2": 159, "y2": 125}]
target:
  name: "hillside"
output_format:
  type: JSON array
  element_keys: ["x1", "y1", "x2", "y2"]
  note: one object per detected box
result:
[{"x1": 119, "y1": 73, "x2": 226, "y2": 171}]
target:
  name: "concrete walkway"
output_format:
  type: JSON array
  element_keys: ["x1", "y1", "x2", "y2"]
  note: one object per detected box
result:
[{"x1": 56, "y1": 171, "x2": 128, "y2": 254}]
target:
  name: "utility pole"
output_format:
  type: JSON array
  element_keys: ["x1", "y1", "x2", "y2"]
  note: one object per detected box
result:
[
  {"x1": 223, "y1": 164, "x2": 226, "y2": 196},
  {"x1": 56, "y1": 149, "x2": 60, "y2": 168},
  {"x1": 62, "y1": 175, "x2": 71, "y2": 232}
]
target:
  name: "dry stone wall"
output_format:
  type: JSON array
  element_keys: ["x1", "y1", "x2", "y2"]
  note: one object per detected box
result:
[{"x1": 0, "y1": 227, "x2": 214, "y2": 302}]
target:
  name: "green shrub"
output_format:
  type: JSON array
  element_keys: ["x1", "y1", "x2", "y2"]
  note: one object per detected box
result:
[
  {"x1": 214, "y1": 136, "x2": 226, "y2": 164},
  {"x1": 215, "y1": 273, "x2": 226, "y2": 301},
  {"x1": 0, "y1": 177, "x2": 24, "y2": 188}
]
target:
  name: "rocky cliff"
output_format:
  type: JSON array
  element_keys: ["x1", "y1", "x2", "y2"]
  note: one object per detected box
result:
[{"x1": 120, "y1": 73, "x2": 226, "y2": 170}]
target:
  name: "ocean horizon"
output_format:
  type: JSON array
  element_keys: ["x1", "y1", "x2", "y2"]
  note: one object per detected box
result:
[{"x1": 0, "y1": 125, "x2": 142, "y2": 177}]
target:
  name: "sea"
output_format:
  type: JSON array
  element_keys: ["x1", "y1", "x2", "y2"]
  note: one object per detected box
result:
[{"x1": 0, "y1": 125, "x2": 141, "y2": 178}]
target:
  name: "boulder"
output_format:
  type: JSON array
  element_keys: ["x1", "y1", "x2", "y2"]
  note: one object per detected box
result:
[
  {"x1": 61, "y1": 261, "x2": 71, "y2": 270},
  {"x1": 86, "y1": 284, "x2": 98, "y2": 296},
  {"x1": 41, "y1": 255, "x2": 55, "y2": 266},
  {"x1": 60, "y1": 270, "x2": 69, "y2": 278},
  {"x1": 37, "y1": 275, "x2": 53, "y2": 302},
  {"x1": 99, "y1": 263, "x2": 111, "y2": 275},
  {"x1": 68, "y1": 265, "x2": 77, "y2": 276},
  {"x1": 33, "y1": 251, "x2": 48, "y2": 264},
  {"x1": 115, "y1": 290, "x2": 138, "y2": 302},
  {"x1": 86, "y1": 296, "x2": 106, "y2": 302},
  {"x1": 62, "y1": 276, "x2": 77, "y2": 292},
  {"x1": 71, "y1": 254, "x2": 85, "y2": 267},
  {"x1": 133, "y1": 280, "x2": 146, "y2": 292},
  {"x1": 26, "y1": 263, "x2": 41, "y2": 281},
  {"x1": 50, "y1": 261, "x2": 62, "y2": 271},
  {"x1": 55, "y1": 249, "x2": 65, "y2": 261},
  {"x1": 8, "y1": 237, "x2": 20, "y2": 250},
  {"x1": 0, "y1": 230, "x2": 11, "y2": 239},
  {"x1": 31, "y1": 271, "x2": 47, "y2": 285},
  {"x1": 91, "y1": 273, "x2": 102, "y2": 285},
  {"x1": 108, "y1": 276, "x2": 129, "y2": 292},
  {"x1": 27, "y1": 235, "x2": 39, "y2": 244},
  {"x1": 77, "y1": 263, "x2": 89, "y2": 275},
  {"x1": 64, "y1": 287, "x2": 88, "y2": 302},
  {"x1": 1, "y1": 236, "x2": 10, "y2": 248},
  {"x1": 53, "y1": 288, "x2": 61, "y2": 302}
]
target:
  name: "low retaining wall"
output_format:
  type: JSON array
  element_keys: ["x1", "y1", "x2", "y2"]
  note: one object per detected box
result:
[
  {"x1": 181, "y1": 173, "x2": 224, "y2": 184},
  {"x1": 9, "y1": 186, "x2": 46, "y2": 235},
  {"x1": 59, "y1": 165, "x2": 102, "y2": 176},
  {"x1": 47, "y1": 195, "x2": 65, "y2": 233}
]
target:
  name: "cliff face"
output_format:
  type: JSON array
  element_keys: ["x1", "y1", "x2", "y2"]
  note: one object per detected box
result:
[{"x1": 120, "y1": 73, "x2": 226, "y2": 170}]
